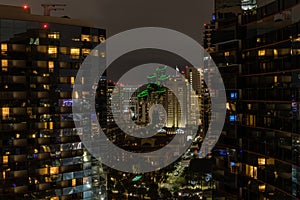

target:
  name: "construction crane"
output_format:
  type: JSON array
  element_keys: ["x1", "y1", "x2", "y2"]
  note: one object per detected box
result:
[{"x1": 41, "y1": 4, "x2": 66, "y2": 16}]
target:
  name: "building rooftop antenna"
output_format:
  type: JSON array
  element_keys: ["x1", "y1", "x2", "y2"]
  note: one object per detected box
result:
[{"x1": 41, "y1": 4, "x2": 66, "y2": 16}]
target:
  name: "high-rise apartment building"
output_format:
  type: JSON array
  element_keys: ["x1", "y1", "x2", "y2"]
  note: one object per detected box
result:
[
  {"x1": 210, "y1": 0, "x2": 300, "y2": 199},
  {"x1": 0, "y1": 5, "x2": 106, "y2": 200}
]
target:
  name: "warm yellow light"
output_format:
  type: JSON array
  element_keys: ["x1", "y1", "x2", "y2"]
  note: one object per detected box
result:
[
  {"x1": 48, "y1": 61, "x2": 54, "y2": 69},
  {"x1": 50, "y1": 167, "x2": 59, "y2": 175},
  {"x1": 258, "y1": 158, "x2": 265, "y2": 165},
  {"x1": 224, "y1": 51, "x2": 230, "y2": 57},
  {"x1": 48, "y1": 46, "x2": 57, "y2": 55},
  {"x1": 3, "y1": 156, "x2": 8, "y2": 164},
  {"x1": 48, "y1": 32, "x2": 60, "y2": 39},
  {"x1": 81, "y1": 34, "x2": 91, "y2": 42},
  {"x1": 258, "y1": 49, "x2": 265, "y2": 56},
  {"x1": 2, "y1": 59, "x2": 8, "y2": 67},
  {"x1": 49, "y1": 122, "x2": 53, "y2": 130},
  {"x1": 2, "y1": 107, "x2": 9, "y2": 119},
  {"x1": 259, "y1": 184, "x2": 266, "y2": 192},
  {"x1": 71, "y1": 77, "x2": 75, "y2": 85},
  {"x1": 1, "y1": 44, "x2": 7, "y2": 51},
  {"x1": 72, "y1": 179, "x2": 76, "y2": 186}
]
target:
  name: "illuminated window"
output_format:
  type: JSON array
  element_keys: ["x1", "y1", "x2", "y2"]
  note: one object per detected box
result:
[
  {"x1": 259, "y1": 184, "x2": 266, "y2": 192},
  {"x1": 48, "y1": 32, "x2": 60, "y2": 39},
  {"x1": 71, "y1": 77, "x2": 75, "y2": 85},
  {"x1": 16, "y1": 134, "x2": 20, "y2": 139},
  {"x1": 1, "y1": 43, "x2": 7, "y2": 51},
  {"x1": 258, "y1": 49, "x2": 265, "y2": 56},
  {"x1": 257, "y1": 38, "x2": 261, "y2": 43},
  {"x1": 224, "y1": 51, "x2": 230, "y2": 57},
  {"x1": 258, "y1": 158, "x2": 265, "y2": 165},
  {"x1": 2, "y1": 107, "x2": 9, "y2": 120},
  {"x1": 81, "y1": 34, "x2": 91, "y2": 42},
  {"x1": 70, "y1": 48, "x2": 80, "y2": 59},
  {"x1": 50, "y1": 167, "x2": 59, "y2": 175},
  {"x1": 43, "y1": 85, "x2": 50, "y2": 90},
  {"x1": 2, "y1": 171, "x2": 5, "y2": 179},
  {"x1": 49, "y1": 122, "x2": 53, "y2": 130},
  {"x1": 2, "y1": 59, "x2": 8, "y2": 67},
  {"x1": 48, "y1": 46, "x2": 57, "y2": 55},
  {"x1": 3, "y1": 156, "x2": 8, "y2": 164},
  {"x1": 72, "y1": 179, "x2": 76, "y2": 186},
  {"x1": 246, "y1": 164, "x2": 257, "y2": 179},
  {"x1": 48, "y1": 61, "x2": 54, "y2": 69},
  {"x1": 274, "y1": 49, "x2": 278, "y2": 58},
  {"x1": 274, "y1": 76, "x2": 278, "y2": 83}
]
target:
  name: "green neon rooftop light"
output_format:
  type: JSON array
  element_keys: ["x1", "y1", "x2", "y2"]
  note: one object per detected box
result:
[
  {"x1": 156, "y1": 66, "x2": 167, "y2": 71},
  {"x1": 156, "y1": 89, "x2": 166, "y2": 94},
  {"x1": 137, "y1": 90, "x2": 149, "y2": 98},
  {"x1": 159, "y1": 74, "x2": 170, "y2": 81},
  {"x1": 132, "y1": 175, "x2": 142, "y2": 182},
  {"x1": 147, "y1": 74, "x2": 157, "y2": 79}
]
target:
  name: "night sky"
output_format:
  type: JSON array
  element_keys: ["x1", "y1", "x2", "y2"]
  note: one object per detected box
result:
[{"x1": 0, "y1": 0, "x2": 213, "y2": 42}]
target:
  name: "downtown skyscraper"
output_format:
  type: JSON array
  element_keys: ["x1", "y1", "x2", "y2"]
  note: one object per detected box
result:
[
  {"x1": 208, "y1": 0, "x2": 300, "y2": 199},
  {"x1": 0, "y1": 5, "x2": 107, "y2": 200}
]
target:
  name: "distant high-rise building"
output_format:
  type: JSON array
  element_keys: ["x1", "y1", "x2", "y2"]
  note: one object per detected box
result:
[{"x1": 0, "y1": 5, "x2": 107, "y2": 199}]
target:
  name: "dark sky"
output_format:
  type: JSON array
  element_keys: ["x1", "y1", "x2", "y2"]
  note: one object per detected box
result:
[{"x1": 0, "y1": 0, "x2": 213, "y2": 43}]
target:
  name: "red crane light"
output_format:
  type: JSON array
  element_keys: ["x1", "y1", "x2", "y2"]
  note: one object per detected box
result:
[{"x1": 23, "y1": 4, "x2": 28, "y2": 9}]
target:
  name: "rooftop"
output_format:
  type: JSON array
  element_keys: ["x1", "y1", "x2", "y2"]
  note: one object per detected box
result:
[{"x1": 0, "y1": 4, "x2": 95, "y2": 27}]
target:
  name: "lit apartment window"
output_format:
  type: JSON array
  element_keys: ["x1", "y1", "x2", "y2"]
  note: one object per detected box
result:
[
  {"x1": 71, "y1": 77, "x2": 75, "y2": 85},
  {"x1": 258, "y1": 49, "x2": 266, "y2": 56},
  {"x1": 274, "y1": 49, "x2": 278, "y2": 58},
  {"x1": 258, "y1": 158, "x2": 266, "y2": 165},
  {"x1": 1, "y1": 43, "x2": 7, "y2": 51},
  {"x1": 274, "y1": 76, "x2": 278, "y2": 83},
  {"x1": 70, "y1": 48, "x2": 80, "y2": 59},
  {"x1": 224, "y1": 51, "x2": 230, "y2": 57},
  {"x1": 72, "y1": 179, "x2": 76, "y2": 187},
  {"x1": 50, "y1": 167, "x2": 59, "y2": 175},
  {"x1": 259, "y1": 184, "x2": 266, "y2": 192},
  {"x1": 2, "y1": 59, "x2": 8, "y2": 67},
  {"x1": 246, "y1": 164, "x2": 257, "y2": 179},
  {"x1": 48, "y1": 46, "x2": 57, "y2": 55},
  {"x1": 81, "y1": 34, "x2": 91, "y2": 42},
  {"x1": 48, "y1": 32, "x2": 60, "y2": 39},
  {"x1": 48, "y1": 61, "x2": 54, "y2": 69},
  {"x1": 2, "y1": 171, "x2": 5, "y2": 180},
  {"x1": 2, "y1": 107, "x2": 9, "y2": 120},
  {"x1": 3, "y1": 156, "x2": 8, "y2": 164}
]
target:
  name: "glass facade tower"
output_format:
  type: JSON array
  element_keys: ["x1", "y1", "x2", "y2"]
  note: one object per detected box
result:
[{"x1": 0, "y1": 5, "x2": 106, "y2": 200}]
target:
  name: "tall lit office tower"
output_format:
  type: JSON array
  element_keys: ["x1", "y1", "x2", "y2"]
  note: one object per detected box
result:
[{"x1": 0, "y1": 5, "x2": 106, "y2": 199}]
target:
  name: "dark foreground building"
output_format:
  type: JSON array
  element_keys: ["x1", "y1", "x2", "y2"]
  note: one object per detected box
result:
[
  {"x1": 0, "y1": 5, "x2": 107, "y2": 200},
  {"x1": 208, "y1": 0, "x2": 300, "y2": 199}
]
